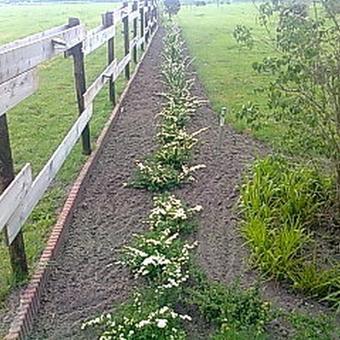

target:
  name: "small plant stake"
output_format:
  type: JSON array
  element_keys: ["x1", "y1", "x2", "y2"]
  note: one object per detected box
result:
[{"x1": 217, "y1": 106, "x2": 227, "y2": 152}]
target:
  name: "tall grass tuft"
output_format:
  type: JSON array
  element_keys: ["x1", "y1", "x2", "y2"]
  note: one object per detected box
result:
[{"x1": 240, "y1": 155, "x2": 339, "y2": 308}]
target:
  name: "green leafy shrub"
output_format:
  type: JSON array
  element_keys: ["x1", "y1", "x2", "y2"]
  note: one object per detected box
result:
[
  {"x1": 212, "y1": 326, "x2": 268, "y2": 340},
  {"x1": 189, "y1": 280, "x2": 272, "y2": 336},
  {"x1": 235, "y1": 101, "x2": 265, "y2": 131},
  {"x1": 233, "y1": 24, "x2": 254, "y2": 50}
]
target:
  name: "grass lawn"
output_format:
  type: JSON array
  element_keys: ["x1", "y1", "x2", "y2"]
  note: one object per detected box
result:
[
  {"x1": 177, "y1": 3, "x2": 282, "y2": 144},
  {"x1": 0, "y1": 3, "x2": 136, "y2": 306}
]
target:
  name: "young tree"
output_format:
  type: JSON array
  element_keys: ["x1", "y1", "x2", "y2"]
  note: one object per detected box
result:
[
  {"x1": 234, "y1": 0, "x2": 340, "y2": 213},
  {"x1": 164, "y1": 0, "x2": 181, "y2": 17}
]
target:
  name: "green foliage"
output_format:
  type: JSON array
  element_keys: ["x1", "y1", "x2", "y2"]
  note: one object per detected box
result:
[
  {"x1": 287, "y1": 312, "x2": 338, "y2": 340},
  {"x1": 130, "y1": 24, "x2": 206, "y2": 191},
  {"x1": 235, "y1": 101, "x2": 265, "y2": 130},
  {"x1": 233, "y1": 24, "x2": 254, "y2": 50},
  {"x1": 241, "y1": 156, "x2": 332, "y2": 225},
  {"x1": 234, "y1": 0, "x2": 340, "y2": 210},
  {"x1": 212, "y1": 326, "x2": 268, "y2": 340},
  {"x1": 131, "y1": 158, "x2": 204, "y2": 191},
  {"x1": 240, "y1": 155, "x2": 340, "y2": 306},
  {"x1": 187, "y1": 267, "x2": 339, "y2": 339},
  {"x1": 82, "y1": 291, "x2": 189, "y2": 340},
  {"x1": 189, "y1": 280, "x2": 273, "y2": 336}
]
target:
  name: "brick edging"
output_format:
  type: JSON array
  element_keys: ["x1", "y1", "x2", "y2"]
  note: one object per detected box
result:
[{"x1": 5, "y1": 26, "x2": 159, "y2": 340}]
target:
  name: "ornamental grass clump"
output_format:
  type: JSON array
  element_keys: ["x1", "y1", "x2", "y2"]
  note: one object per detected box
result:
[{"x1": 240, "y1": 155, "x2": 340, "y2": 307}]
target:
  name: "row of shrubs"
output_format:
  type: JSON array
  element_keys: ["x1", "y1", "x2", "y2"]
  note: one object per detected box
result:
[
  {"x1": 81, "y1": 24, "x2": 207, "y2": 339},
  {"x1": 81, "y1": 24, "x2": 339, "y2": 339}
]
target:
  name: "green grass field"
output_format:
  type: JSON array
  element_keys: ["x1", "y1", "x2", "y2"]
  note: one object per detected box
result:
[
  {"x1": 0, "y1": 3, "x2": 134, "y2": 306},
  {"x1": 177, "y1": 3, "x2": 281, "y2": 143}
]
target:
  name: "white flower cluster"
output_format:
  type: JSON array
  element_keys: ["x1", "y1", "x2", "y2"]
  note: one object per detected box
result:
[
  {"x1": 82, "y1": 294, "x2": 190, "y2": 340},
  {"x1": 122, "y1": 228, "x2": 197, "y2": 290},
  {"x1": 134, "y1": 159, "x2": 205, "y2": 190},
  {"x1": 149, "y1": 194, "x2": 202, "y2": 232}
]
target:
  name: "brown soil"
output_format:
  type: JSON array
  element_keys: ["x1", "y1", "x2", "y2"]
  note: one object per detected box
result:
[{"x1": 24, "y1": 28, "x2": 333, "y2": 340}]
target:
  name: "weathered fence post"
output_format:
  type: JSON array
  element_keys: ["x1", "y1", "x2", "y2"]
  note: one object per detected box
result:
[
  {"x1": 153, "y1": 0, "x2": 158, "y2": 30},
  {"x1": 103, "y1": 11, "x2": 116, "y2": 105},
  {"x1": 122, "y1": 2, "x2": 130, "y2": 80},
  {"x1": 68, "y1": 17, "x2": 91, "y2": 155},
  {"x1": 140, "y1": 1, "x2": 145, "y2": 51},
  {"x1": 132, "y1": 1, "x2": 138, "y2": 64},
  {"x1": 0, "y1": 115, "x2": 28, "y2": 280},
  {"x1": 150, "y1": 0, "x2": 155, "y2": 33},
  {"x1": 145, "y1": 0, "x2": 150, "y2": 45}
]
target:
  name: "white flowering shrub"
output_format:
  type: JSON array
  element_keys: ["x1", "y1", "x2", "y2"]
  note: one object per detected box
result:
[
  {"x1": 122, "y1": 229, "x2": 197, "y2": 290},
  {"x1": 83, "y1": 23, "x2": 207, "y2": 340},
  {"x1": 130, "y1": 23, "x2": 207, "y2": 192},
  {"x1": 82, "y1": 292, "x2": 190, "y2": 340},
  {"x1": 154, "y1": 135, "x2": 197, "y2": 169},
  {"x1": 148, "y1": 194, "x2": 202, "y2": 234},
  {"x1": 162, "y1": 25, "x2": 184, "y2": 63},
  {"x1": 131, "y1": 159, "x2": 205, "y2": 191}
]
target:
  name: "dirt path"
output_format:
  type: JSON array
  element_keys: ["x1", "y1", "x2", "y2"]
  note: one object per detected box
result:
[
  {"x1": 28, "y1": 28, "x2": 330, "y2": 340},
  {"x1": 29, "y1": 31, "x2": 164, "y2": 339}
]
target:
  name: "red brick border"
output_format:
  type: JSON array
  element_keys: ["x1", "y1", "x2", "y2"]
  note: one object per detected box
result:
[{"x1": 5, "y1": 26, "x2": 159, "y2": 340}]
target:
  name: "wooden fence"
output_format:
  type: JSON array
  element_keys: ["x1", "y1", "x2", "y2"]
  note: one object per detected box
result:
[{"x1": 0, "y1": 0, "x2": 159, "y2": 278}]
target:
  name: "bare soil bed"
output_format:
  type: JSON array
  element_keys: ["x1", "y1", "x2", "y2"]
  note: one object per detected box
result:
[{"x1": 28, "y1": 28, "x2": 331, "y2": 339}]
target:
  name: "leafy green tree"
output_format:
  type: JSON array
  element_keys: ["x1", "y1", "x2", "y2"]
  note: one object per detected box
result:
[
  {"x1": 164, "y1": 0, "x2": 181, "y2": 17},
  {"x1": 234, "y1": 0, "x2": 340, "y2": 213}
]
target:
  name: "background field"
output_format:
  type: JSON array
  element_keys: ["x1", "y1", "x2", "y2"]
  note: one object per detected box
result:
[
  {"x1": 177, "y1": 3, "x2": 280, "y2": 143},
  {"x1": 0, "y1": 3, "x2": 132, "y2": 306}
]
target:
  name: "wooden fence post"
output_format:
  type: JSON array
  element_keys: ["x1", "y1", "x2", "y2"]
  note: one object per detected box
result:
[
  {"x1": 150, "y1": 0, "x2": 154, "y2": 33},
  {"x1": 140, "y1": 2, "x2": 145, "y2": 51},
  {"x1": 103, "y1": 11, "x2": 116, "y2": 105},
  {"x1": 132, "y1": 1, "x2": 138, "y2": 64},
  {"x1": 0, "y1": 115, "x2": 28, "y2": 280},
  {"x1": 145, "y1": 0, "x2": 150, "y2": 45},
  {"x1": 154, "y1": 0, "x2": 158, "y2": 26},
  {"x1": 68, "y1": 17, "x2": 91, "y2": 155},
  {"x1": 122, "y1": 2, "x2": 130, "y2": 80},
  {"x1": 153, "y1": 0, "x2": 158, "y2": 30}
]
